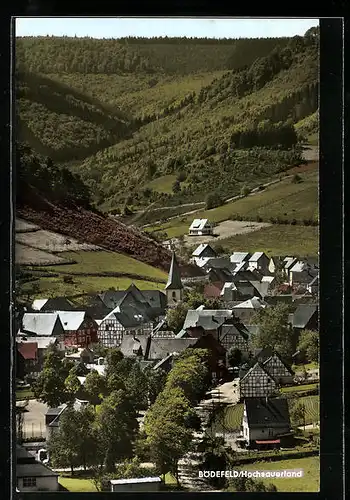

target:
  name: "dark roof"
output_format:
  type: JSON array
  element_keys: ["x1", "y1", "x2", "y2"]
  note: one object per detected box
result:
[
  {"x1": 147, "y1": 338, "x2": 197, "y2": 360},
  {"x1": 250, "y1": 347, "x2": 294, "y2": 375},
  {"x1": 119, "y1": 334, "x2": 151, "y2": 358},
  {"x1": 204, "y1": 257, "x2": 234, "y2": 270},
  {"x1": 292, "y1": 304, "x2": 318, "y2": 328},
  {"x1": 165, "y1": 252, "x2": 183, "y2": 290},
  {"x1": 308, "y1": 275, "x2": 319, "y2": 287},
  {"x1": 245, "y1": 398, "x2": 290, "y2": 427},
  {"x1": 153, "y1": 354, "x2": 174, "y2": 370},
  {"x1": 17, "y1": 463, "x2": 59, "y2": 478},
  {"x1": 42, "y1": 297, "x2": 76, "y2": 312},
  {"x1": 99, "y1": 290, "x2": 126, "y2": 309}
]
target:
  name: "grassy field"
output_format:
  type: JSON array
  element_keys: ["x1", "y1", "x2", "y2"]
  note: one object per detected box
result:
[
  {"x1": 43, "y1": 250, "x2": 167, "y2": 281},
  {"x1": 146, "y1": 169, "x2": 318, "y2": 239},
  {"x1": 58, "y1": 477, "x2": 97, "y2": 492},
  {"x1": 236, "y1": 456, "x2": 319, "y2": 492},
  {"x1": 213, "y1": 225, "x2": 319, "y2": 257},
  {"x1": 22, "y1": 275, "x2": 165, "y2": 299},
  {"x1": 281, "y1": 384, "x2": 318, "y2": 394},
  {"x1": 145, "y1": 175, "x2": 178, "y2": 194}
]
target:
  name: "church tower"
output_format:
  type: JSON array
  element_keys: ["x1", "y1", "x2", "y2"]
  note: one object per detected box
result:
[{"x1": 165, "y1": 251, "x2": 183, "y2": 307}]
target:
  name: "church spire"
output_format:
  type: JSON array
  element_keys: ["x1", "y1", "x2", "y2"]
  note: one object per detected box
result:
[{"x1": 165, "y1": 251, "x2": 183, "y2": 290}]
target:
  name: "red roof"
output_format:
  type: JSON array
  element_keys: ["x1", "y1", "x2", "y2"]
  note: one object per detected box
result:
[
  {"x1": 256, "y1": 439, "x2": 280, "y2": 444},
  {"x1": 17, "y1": 342, "x2": 38, "y2": 360},
  {"x1": 204, "y1": 282, "x2": 222, "y2": 298}
]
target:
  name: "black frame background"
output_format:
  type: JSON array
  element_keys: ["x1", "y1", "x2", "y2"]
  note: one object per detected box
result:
[{"x1": 0, "y1": 8, "x2": 345, "y2": 500}]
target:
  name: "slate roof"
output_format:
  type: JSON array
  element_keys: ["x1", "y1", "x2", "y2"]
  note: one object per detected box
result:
[
  {"x1": 189, "y1": 219, "x2": 211, "y2": 231},
  {"x1": 283, "y1": 257, "x2": 298, "y2": 270},
  {"x1": 22, "y1": 313, "x2": 61, "y2": 336},
  {"x1": 98, "y1": 290, "x2": 126, "y2": 309},
  {"x1": 230, "y1": 252, "x2": 251, "y2": 263},
  {"x1": 32, "y1": 297, "x2": 76, "y2": 312},
  {"x1": 244, "y1": 398, "x2": 290, "y2": 427},
  {"x1": 147, "y1": 338, "x2": 197, "y2": 360},
  {"x1": 119, "y1": 334, "x2": 151, "y2": 358},
  {"x1": 17, "y1": 342, "x2": 37, "y2": 360},
  {"x1": 183, "y1": 309, "x2": 234, "y2": 331},
  {"x1": 308, "y1": 275, "x2": 319, "y2": 287},
  {"x1": 249, "y1": 252, "x2": 267, "y2": 262},
  {"x1": 291, "y1": 304, "x2": 318, "y2": 328},
  {"x1": 17, "y1": 462, "x2": 59, "y2": 478},
  {"x1": 233, "y1": 297, "x2": 267, "y2": 309},
  {"x1": 204, "y1": 257, "x2": 233, "y2": 270},
  {"x1": 240, "y1": 361, "x2": 277, "y2": 383},
  {"x1": 192, "y1": 243, "x2": 217, "y2": 257},
  {"x1": 153, "y1": 353, "x2": 174, "y2": 370},
  {"x1": 165, "y1": 252, "x2": 183, "y2": 290},
  {"x1": 56, "y1": 311, "x2": 88, "y2": 331},
  {"x1": 250, "y1": 347, "x2": 294, "y2": 375}
]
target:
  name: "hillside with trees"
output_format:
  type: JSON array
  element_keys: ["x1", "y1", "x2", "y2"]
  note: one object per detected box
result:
[{"x1": 16, "y1": 29, "x2": 319, "y2": 213}]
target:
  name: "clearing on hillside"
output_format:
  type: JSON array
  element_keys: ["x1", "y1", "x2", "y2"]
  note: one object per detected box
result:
[{"x1": 16, "y1": 244, "x2": 72, "y2": 266}]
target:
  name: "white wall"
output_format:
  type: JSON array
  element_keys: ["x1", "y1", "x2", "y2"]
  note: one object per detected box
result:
[
  {"x1": 166, "y1": 288, "x2": 183, "y2": 307},
  {"x1": 18, "y1": 476, "x2": 59, "y2": 492}
]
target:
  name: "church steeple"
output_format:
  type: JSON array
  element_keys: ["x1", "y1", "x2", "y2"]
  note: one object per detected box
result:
[{"x1": 165, "y1": 251, "x2": 183, "y2": 306}]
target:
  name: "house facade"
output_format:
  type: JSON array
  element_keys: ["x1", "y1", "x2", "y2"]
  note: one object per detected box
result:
[
  {"x1": 16, "y1": 445, "x2": 59, "y2": 492},
  {"x1": 263, "y1": 353, "x2": 294, "y2": 385},
  {"x1": 248, "y1": 252, "x2": 270, "y2": 275},
  {"x1": 242, "y1": 398, "x2": 291, "y2": 448},
  {"x1": 189, "y1": 218, "x2": 213, "y2": 236},
  {"x1": 239, "y1": 363, "x2": 278, "y2": 399},
  {"x1": 191, "y1": 243, "x2": 217, "y2": 266},
  {"x1": 57, "y1": 312, "x2": 98, "y2": 347}
]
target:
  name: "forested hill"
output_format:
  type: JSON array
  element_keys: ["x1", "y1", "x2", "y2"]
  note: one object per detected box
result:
[
  {"x1": 16, "y1": 70, "x2": 134, "y2": 162},
  {"x1": 16, "y1": 36, "x2": 292, "y2": 75},
  {"x1": 16, "y1": 29, "x2": 319, "y2": 212}
]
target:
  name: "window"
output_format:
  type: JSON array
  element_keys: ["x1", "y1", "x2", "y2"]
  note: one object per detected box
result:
[
  {"x1": 172, "y1": 291, "x2": 177, "y2": 299},
  {"x1": 23, "y1": 477, "x2": 37, "y2": 487}
]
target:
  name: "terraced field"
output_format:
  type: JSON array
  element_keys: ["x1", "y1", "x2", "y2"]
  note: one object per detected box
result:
[
  {"x1": 43, "y1": 250, "x2": 167, "y2": 282},
  {"x1": 292, "y1": 395, "x2": 319, "y2": 426}
]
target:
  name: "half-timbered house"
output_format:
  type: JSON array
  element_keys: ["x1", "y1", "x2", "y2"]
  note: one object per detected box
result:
[
  {"x1": 56, "y1": 311, "x2": 98, "y2": 348},
  {"x1": 239, "y1": 362, "x2": 278, "y2": 399}
]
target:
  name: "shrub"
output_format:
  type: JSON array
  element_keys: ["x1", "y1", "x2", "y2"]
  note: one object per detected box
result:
[
  {"x1": 62, "y1": 275, "x2": 73, "y2": 284},
  {"x1": 205, "y1": 192, "x2": 223, "y2": 210},
  {"x1": 292, "y1": 174, "x2": 302, "y2": 184},
  {"x1": 290, "y1": 219, "x2": 297, "y2": 225},
  {"x1": 256, "y1": 215, "x2": 263, "y2": 222},
  {"x1": 241, "y1": 185, "x2": 251, "y2": 197}
]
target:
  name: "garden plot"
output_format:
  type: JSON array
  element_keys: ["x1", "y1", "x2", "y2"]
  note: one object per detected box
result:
[{"x1": 15, "y1": 229, "x2": 101, "y2": 253}]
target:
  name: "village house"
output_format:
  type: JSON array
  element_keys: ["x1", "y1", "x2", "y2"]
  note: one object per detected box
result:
[
  {"x1": 31, "y1": 297, "x2": 76, "y2": 312},
  {"x1": 189, "y1": 218, "x2": 213, "y2": 236},
  {"x1": 65, "y1": 347, "x2": 95, "y2": 364},
  {"x1": 232, "y1": 297, "x2": 268, "y2": 324},
  {"x1": 254, "y1": 346, "x2": 295, "y2": 385},
  {"x1": 242, "y1": 397, "x2": 291, "y2": 449},
  {"x1": 288, "y1": 260, "x2": 318, "y2": 287},
  {"x1": 282, "y1": 257, "x2": 298, "y2": 280},
  {"x1": 239, "y1": 362, "x2": 278, "y2": 399},
  {"x1": 56, "y1": 311, "x2": 98, "y2": 347},
  {"x1": 191, "y1": 243, "x2": 217, "y2": 267},
  {"x1": 16, "y1": 336, "x2": 58, "y2": 376},
  {"x1": 288, "y1": 304, "x2": 318, "y2": 333},
  {"x1": 16, "y1": 445, "x2": 59, "y2": 492},
  {"x1": 220, "y1": 281, "x2": 260, "y2": 302},
  {"x1": 178, "y1": 307, "x2": 250, "y2": 356},
  {"x1": 164, "y1": 251, "x2": 184, "y2": 307},
  {"x1": 248, "y1": 252, "x2": 270, "y2": 275},
  {"x1": 230, "y1": 252, "x2": 251, "y2": 265},
  {"x1": 21, "y1": 313, "x2": 65, "y2": 339}
]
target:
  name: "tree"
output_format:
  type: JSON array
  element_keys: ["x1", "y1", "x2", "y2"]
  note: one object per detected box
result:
[
  {"x1": 292, "y1": 173, "x2": 302, "y2": 183},
  {"x1": 32, "y1": 344, "x2": 69, "y2": 407},
  {"x1": 172, "y1": 180, "x2": 181, "y2": 193},
  {"x1": 70, "y1": 361, "x2": 89, "y2": 377},
  {"x1": 201, "y1": 436, "x2": 228, "y2": 489},
  {"x1": 297, "y1": 329, "x2": 319, "y2": 363},
  {"x1": 125, "y1": 362, "x2": 149, "y2": 410},
  {"x1": 227, "y1": 347, "x2": 242, "y2": 368},
  {"x1": 166, "y1": 302, "x2": 188, "y2": 334},
  {"x1": 47, "y1": 405, "x2": 83, "y2": 474},
  {"x1": 251, "y1": 303, "x2": 295, "y2": 360},
  {"x1": 105, "y1": 348, "x2": 124, "y2": 379},
  {"x1": 84, "y1": 370, "x2": 108, "y2": 407},
  {"x1": 205, "y1": 191, "x2": 223, "y2": 210},
  {"x1": 144, "y1": 367, "x2": 167, "y2": 405},
  {"x1": 241, "y1": 185, "x2": 251, "y2": 197},
  {"x1": 290, "y1": 401, "x2": 306, "y2": 429},
  {"x1": 95, "y1": 389, "x2": 138, "y2": 472},
  {"x1": 64, "y1": 372, "x2": 82, "y2": 401}
]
